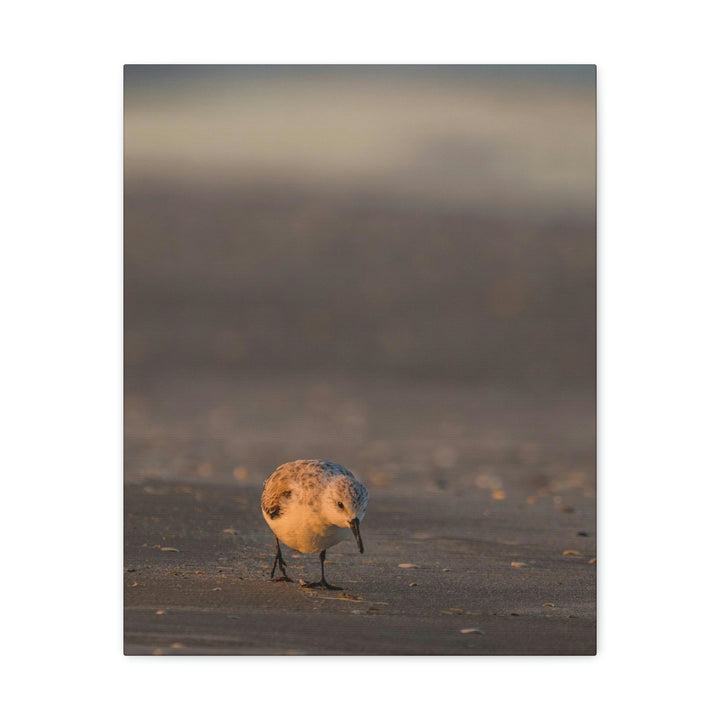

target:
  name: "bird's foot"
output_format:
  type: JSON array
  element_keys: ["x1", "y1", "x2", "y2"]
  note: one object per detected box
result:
[
  {"x1": 302, "y1": 579, "x2": 343, "y2": 591},
  {"x1": 270, "y1": 575, "x2": 293, "y2": 583},
  {"x1": 270, "y1": 552, "x2": 290, "y2": 582}
]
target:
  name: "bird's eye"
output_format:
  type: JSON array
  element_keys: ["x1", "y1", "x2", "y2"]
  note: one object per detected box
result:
[{"x1": 337, "y1": 502, "x2": 344, "y2": 509}]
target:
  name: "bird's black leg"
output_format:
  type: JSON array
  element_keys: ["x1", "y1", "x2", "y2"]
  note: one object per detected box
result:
[
  {"x1": 270, "y1": 536, "x2": 292, "y2": 582},
  {"x1": 304, "y1": 549, "x2": 342, "y2": 590}
]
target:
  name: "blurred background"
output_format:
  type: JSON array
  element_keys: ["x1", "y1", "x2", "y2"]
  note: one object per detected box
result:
[{"x1": 124, "y1": 65, "x2": 596, "y2": 500}]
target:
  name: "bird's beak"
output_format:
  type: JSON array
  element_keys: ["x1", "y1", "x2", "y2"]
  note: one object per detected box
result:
[{"x1": 349, "y1": 518, "x2": 364, "y2": 554}]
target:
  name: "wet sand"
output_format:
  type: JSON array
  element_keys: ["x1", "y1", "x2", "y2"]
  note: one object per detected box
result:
[{"x1": 124, "y1": 476, "x2": 595, "y2": 655}]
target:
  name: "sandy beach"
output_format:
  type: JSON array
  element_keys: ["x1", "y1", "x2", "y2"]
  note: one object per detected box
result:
[
  {"x1": 123, "y1": 68, "x2": 596, "y2": 656},
  {"x1": 124, "y1": 385, "x2": 596, "y2": 656}
]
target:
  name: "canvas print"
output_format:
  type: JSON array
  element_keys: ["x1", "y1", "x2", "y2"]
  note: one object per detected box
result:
[{"x1": 124, "y1": 65, "x2": 596, "y2": 655}]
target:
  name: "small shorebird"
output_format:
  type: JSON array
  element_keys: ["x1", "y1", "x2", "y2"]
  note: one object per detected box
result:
[{"x1": 260, "y1": 459, "x2": 369, "y2": 590}]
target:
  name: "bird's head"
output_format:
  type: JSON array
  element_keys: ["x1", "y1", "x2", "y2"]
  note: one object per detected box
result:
[{"x1": 323, "y1": 476, "x2": 369, "y2": 553}]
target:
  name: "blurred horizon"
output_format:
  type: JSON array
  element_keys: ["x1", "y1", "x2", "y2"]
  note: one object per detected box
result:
[{"x1": 125, "y1": 65, "x2": 595, "y2": 216}]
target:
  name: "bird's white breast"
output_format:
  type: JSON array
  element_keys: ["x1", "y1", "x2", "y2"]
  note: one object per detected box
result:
[{"x1": 264, "y1": 507, "x2": 350, "y2": 554}]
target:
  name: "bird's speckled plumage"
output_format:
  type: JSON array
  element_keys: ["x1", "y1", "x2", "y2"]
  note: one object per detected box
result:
[{"x1": 261, "y1": 459, "x2": 369, "y2": 555}]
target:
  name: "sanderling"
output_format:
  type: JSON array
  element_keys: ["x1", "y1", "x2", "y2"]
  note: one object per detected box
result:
[{"x1": 260, "y1": 459, "x2": 369, "y2": 590}]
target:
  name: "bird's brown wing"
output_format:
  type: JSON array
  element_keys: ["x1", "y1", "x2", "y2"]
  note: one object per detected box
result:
[{"x1": 261, "y1": 470, "x2": 293, "y2": 519}]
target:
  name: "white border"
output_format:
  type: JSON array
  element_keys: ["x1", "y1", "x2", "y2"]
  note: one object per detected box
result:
[{"x1": 4, "y1": 2, "x2": 718, "y2": 718}]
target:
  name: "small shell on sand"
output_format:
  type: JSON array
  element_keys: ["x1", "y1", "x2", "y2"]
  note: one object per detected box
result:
[
  {"x1": 398, "y1": 563, "x2": 418, "y2": 568},
  {"x1": 460, "y1": 628, "x2": 484, "y2": 634}
]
